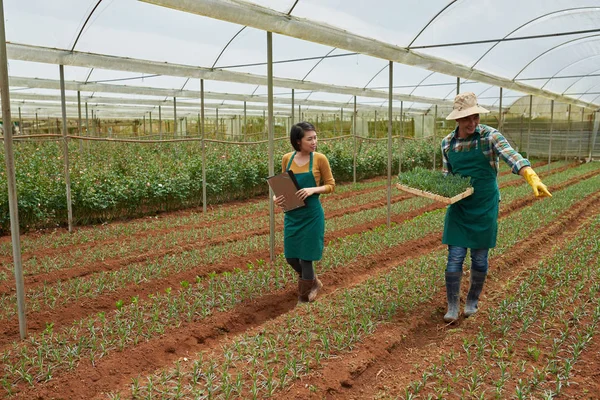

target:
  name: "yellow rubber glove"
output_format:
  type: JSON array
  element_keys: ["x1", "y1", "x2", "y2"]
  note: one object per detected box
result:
[{"x1": 522, "y1": 168, "x2": 552, "y2": 197}]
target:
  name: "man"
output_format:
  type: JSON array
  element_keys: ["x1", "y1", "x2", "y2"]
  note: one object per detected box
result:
[{"x1": 441, "y1": 92, "x2": 551, "y2": 323}]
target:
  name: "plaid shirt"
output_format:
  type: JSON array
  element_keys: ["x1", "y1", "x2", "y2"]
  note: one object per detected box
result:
[{"x1": 441, "y1": 124, "x2": 530, "y2": 176}]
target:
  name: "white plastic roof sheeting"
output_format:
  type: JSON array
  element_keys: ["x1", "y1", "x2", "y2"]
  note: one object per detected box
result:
[{"x1": 5, "y1": 0, "x2": 600, "y2": 119}]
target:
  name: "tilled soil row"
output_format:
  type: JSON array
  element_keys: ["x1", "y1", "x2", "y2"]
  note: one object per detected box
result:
[
  {"x1": 278, "y1": 190, "x2": 600, "y2": 399},
  {"x1": 0, "y1": 177, "x2": 392, "y2": 264},
  {"x1": 0, "y1": 195, "x2": 430, "y2": 346},
  {"x1": 0, "y1": 160, "x2": 549, "y2": 264},
  {"x1": 10, "y1": 166, "x2": 585, "y2": 399},
  {"x1": 0, "y1": 194, "x2": 412, "y2": 296},
  {"x1": 0, "y1": 166, "x2": 595, "y2": 348},
  {"x1": 0, "y1": 161, "x2": 568, "y2": 294}
]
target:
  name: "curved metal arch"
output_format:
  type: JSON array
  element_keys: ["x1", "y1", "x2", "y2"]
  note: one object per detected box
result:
[
  {"x1": 557, "y1": 58, "x2": 600, "y2": 94},
  {"x1": 471, "y1": 7, "x2": 600, "y2": 69},
  {"x1": 70, "y1": 0, "x2": 105, "y2": 52},
  {"x1": 301, "y1": 48, "x2": 337, "y2": 81},
  {"x1": 407, "y1": 0, "x2": 459, "y2": 48},
  {"x1": 408, "y1": 71, "x2": 436, "y2": 96},
  {"x1": 362, "y1": 63, "x2": 390, "y2": 90},
  {"x1": 564, "y1": 68, "x2": 600, "y2": 95},
  {"x1": 576, "y1": 80, "x2": 600, "y2": 102},
  {"x1": 512, "y1": 34, "x2": 600, "y2": 81}
]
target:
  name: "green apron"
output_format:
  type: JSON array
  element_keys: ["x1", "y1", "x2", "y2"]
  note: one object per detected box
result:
[
  {"x1": 442, "y1": 133, "x2": 500, "y2": 249},
  {"x1": 283, "y1": 152, "x2": 325, "y2": 261}
]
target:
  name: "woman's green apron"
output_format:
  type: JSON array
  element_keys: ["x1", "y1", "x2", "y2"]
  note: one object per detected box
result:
[
  {"x1": 442, "y1": 133, "x2": 500, "y2": 249},
  {"x1": 284, "y1": 152, "x2": 325, "y2": 261}
]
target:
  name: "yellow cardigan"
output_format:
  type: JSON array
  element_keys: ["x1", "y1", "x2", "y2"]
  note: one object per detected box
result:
[{"x1": 281, "y1": 152, "x2": 335, "y2": 194}]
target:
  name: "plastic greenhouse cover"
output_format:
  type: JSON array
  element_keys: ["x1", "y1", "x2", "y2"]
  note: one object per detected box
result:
[{"x1": 5, "y1": 0, "x2": 600, "y2": 118}]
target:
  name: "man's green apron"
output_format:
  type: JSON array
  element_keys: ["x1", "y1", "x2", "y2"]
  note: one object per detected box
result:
[
  {"x1": 442, "y1": 133, "x2": 499, "y2": 249},
  {"x1": 284, "y1": 152, "x2": 325, "y2": 261}
]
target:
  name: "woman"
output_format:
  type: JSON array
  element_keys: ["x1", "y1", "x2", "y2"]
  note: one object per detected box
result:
[
  {"x1": 273, "y1": 122, "x2": 335, "y2": 303},
  {"x1": 441, "y1": 92, "x2": 551, "y2": 323}
]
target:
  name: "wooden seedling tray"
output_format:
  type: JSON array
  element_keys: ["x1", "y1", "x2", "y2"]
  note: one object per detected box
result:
[{"x1": 396, "y1": 183, "x2": 474, "y2": 205}]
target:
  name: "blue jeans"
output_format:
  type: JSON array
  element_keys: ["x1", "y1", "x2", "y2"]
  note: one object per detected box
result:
[{"x1": 446, "y1": 246, "x2": 489, "y2": 273}]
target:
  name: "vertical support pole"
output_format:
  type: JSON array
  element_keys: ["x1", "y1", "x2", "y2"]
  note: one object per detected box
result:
[
  {"x1": 298, "y1": 105, "x2": 302, "y2": 122},
  {"x1": 548, "y1": 99, "x2": 554, "y2": 169},
  {"x1": 498, "y1": 87, "x2": 503, "y2": 131},
  {"x1": 527, "y1": 95, "x2": 532, "y2": 158},
  {"x1": 267, "y1": 32, "x2": 275, "y2": 262},
  {"x1": 421, "y1": 114, "x2": 425, "y2": 136},
  {"x1": 149, "y1": 112, "x2": 152, "y2": 135},
  {"x1": 387, "y1": 61, "x2": 393, "y2": 228},
  {"x1": 77, "y1": 91, "x2": 82, "y2": 135},
  {"x1": 159, "y1": 105, "x2": 163, "y2": 140},
  {"x1": 590, "y1": 111, "x2": 599, "y2": 161},
  {"x1": 216, "y1": 108, "x2": 219, "y2": 135},
  {"x1": 243, "y1": 101, "x2": 247, "y2": 136},
  {"x1": 399, "y1": 101, "x2": 404, "y2": 174},
  {"x1": 0, "y1": 0, "x2": 27, "y2": 338},
  {"x1": 85, "y1": 102, "x2": 88, "y2": 136},
  {"x1": 374, "y1": 110, "x2": 377, "y2": 137},
  {"x1": 578, "y1": 107, "x2": 584, "y2": 160},
  {"x1": 353, "y1": 95, "x2": 357, "y2": 183},
  {"x1": 143, "y1": 114, "x2": 146, "y2": 135},
  {"x1": 565, "y1": 104, "x2": 571, "y2": 161},
  {"x1": 456, "y1": 77, "x2": 460, "y2": 95},
  {"x1": 76, "y1": 91, "x2": 83, "y2": 151},
  {"x1": 92, "y1": 110, "x2": 96, "y2": 136},
  {"x1": 291, "y1": 88, "x2": 295, "y2": 125},
  {"x1": 59, "y1": 65, "x2": 73, "y2": 233},
  {"x1": 173, "y1": 97, "x2": 177, "y2": 136},
  {"x1": 201, "y1": 79, "x2": 207, "y2": 213},
  {"x1": 18, "y1": 106, "x2": 22, "y2": 135},
  {"x1": 519, "y1": 114, "x2": 524, "y2": 152},
  {"x1": 340, "y1": 107, "x2": 343, "y2": 135},
  {"x1": 433, "y1": 105, "x2": 438, "y2": 170},
  {"x1": 35, "y1": 112, "x2": 38, "y2": 133}
]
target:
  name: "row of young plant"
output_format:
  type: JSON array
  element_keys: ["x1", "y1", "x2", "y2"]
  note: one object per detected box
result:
[
  {"x1": 400, "y1": 213, "x2": 600, "y2": 399},
  {"x1": 102, "y1": 163, "x2": 600, "y2": 399},
  {"x1": 0, "y1": 192, "x2": 438, "y2": 320},
  {"x1": 0, "y1": 159, "x2": 584, "y2": 319},
  {"x1": 0, "y1": 185, "x2": 405, "y2": 281},
  {"x1": 1, "y1": 165, "x2": 598, "y2": 395},
  {"x1": 0, "y1": 161, "x2": 594, "y2": 325},
  {"x1": 0, "y1": 158, "x2": 572, "y2": 281},
  {"x1": 0, "y1": 157, "x2": 562, "y2": 259},
  {"x1": 0, "y1": 137, "x2": 440, "y2": 232},
  {"x1": 0, "y1": 161, "x2": 594, "y2": 321},
  {"x1": 0, "y1": 172, "x2": 389, "y2": 257}
]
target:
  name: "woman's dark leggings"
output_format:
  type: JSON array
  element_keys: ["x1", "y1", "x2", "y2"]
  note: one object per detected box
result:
[{"x1": 286, "y1": 258, "x2": 315, "y2": 280}]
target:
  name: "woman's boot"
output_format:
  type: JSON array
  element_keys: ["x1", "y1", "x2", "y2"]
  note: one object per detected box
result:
[
  {"x1": 298, "y1": 279, "x2": 313, "y2": 303},
  {"x1": 444, "y1": 271, "x2": 462, "y2": 323},
  {"x1": 464, "y1": 270, "x2": 487, "y2": 317},
  {"x1": 308, "y1": 276, "x2": 323, "y2": 302}
]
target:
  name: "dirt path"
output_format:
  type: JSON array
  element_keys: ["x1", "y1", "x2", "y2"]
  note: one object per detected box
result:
[{"x1": 278, "y1": 192, "x2": 600, "y2": 399}]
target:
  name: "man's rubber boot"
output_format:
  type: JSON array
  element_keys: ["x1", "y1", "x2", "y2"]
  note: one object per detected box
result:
[
  {"x1": 464, "y1": 270, "x2": 487, "y2": 317},
  {"x1": 444, "y1": 271, "x2": 462, "y2": 323},
  {"x1": 298, "y1": 279, "x2": 313, "y2": 303},
  {"x1": 308, "y1": 276, "x2": 323, "y2": 302}
]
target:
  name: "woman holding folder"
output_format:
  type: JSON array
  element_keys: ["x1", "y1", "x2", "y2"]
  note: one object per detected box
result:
[{"x1": 273, "y1": 122, "x2": 335, "y2": 303}]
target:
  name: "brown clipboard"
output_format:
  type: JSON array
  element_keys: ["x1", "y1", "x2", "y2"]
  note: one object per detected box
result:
[{"x1": 267, "y1": 170, "x2": 306, "y2": 212}]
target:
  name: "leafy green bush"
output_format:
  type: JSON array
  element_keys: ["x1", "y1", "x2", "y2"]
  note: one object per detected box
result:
[
  {"x1": 398, "y1": 167, "x2": 472, "y2": 198},
  {"x1": 0, "y1": 137, "x2": 441, "y2": 232}
]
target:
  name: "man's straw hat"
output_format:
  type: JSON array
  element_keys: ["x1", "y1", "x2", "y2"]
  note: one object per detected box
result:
[{"x1": 446, "y1": 92, "x2": 490, "y2": 120}]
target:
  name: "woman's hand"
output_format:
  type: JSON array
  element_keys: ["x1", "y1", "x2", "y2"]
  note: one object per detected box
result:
[
  {"x1": 273, "y1": 194, "x2": 286, "y2": 208},
  {"x1": 295, "y1": 187, "x2": 317, "y2": 201}
]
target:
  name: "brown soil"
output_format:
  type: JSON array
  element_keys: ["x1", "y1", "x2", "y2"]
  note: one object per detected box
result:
[{"x1": 276, "y1": 191, "x2": 600, "y2": 400}]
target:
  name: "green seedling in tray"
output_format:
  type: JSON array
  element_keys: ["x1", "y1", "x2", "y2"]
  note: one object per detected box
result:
[{"x1": 397, "y1": 167, "x2": 473, "y2": 203}]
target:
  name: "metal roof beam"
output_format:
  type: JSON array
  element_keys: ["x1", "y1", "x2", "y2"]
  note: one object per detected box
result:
[
  {"x1": 8, "y1": 76, "x2": 430, "y2": 114},
  {"x1": 7, "y1": 43, "x2": 451, "y2": 107},
  {"x1": 140, "y1": 0, "x2": 599, "y2": 110}
]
